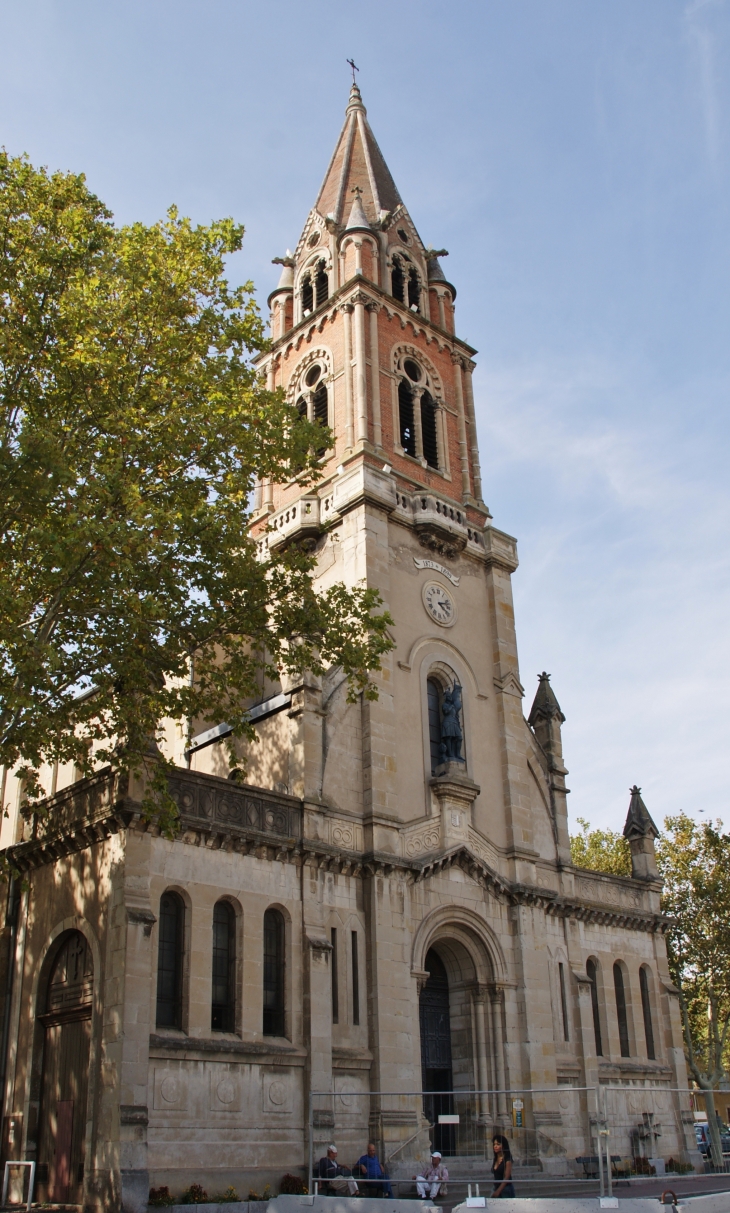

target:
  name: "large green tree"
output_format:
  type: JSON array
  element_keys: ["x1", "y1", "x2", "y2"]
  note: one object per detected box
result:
[
  {"x1": 571, "y1": 812, "x2": 730, "y2": 1167},
  {"x1": 0, "y1": 152, "x2": 392, "y2": 829},
  {"x1": 658, "y1": 814, "x2": 730, "y2": 1167}
]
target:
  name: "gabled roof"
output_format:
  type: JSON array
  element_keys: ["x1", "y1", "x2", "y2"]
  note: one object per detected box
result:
[
  {"x1": 315, "y1": 84, "x2": 403, "y2": 226},
  {"x1": 623, "y1": 785, "x2": 659, "y2": 840}
]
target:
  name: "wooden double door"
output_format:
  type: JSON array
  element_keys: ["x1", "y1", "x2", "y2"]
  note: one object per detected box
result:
[{"x1": 37, "y1": 932, "x2": 93, "y2": 1204}]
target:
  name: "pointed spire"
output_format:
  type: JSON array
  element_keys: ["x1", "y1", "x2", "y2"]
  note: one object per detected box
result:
[
  {"x1": 528, "y1": 672, "x2": 565, "y2": 728},
  {"x1": 315, "y1": 86, "x2": 402, "y2": 227},
  {"x1": 345, "y1": 185, "x2": 371, "y2": 232},
  {"x1": 623, "y1": 786, "x2": 659, "y2": 841}
]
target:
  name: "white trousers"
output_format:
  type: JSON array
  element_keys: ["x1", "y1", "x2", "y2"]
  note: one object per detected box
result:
[{"x1": 416, "y1": 1178, "x2": 441, "y2": 1198}]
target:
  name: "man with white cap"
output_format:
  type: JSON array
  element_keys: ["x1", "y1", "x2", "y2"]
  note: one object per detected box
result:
[
  {"x1": 414, "y1": 1150, "x2": 449, "y2": 1199},
  {"x1": 316, "y1": 1145, "x2": 359, "y2": 1195}
]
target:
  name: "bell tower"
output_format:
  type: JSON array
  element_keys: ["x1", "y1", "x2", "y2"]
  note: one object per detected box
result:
[
  {"x1": 250, "y1": 83, "x2": 532, "y2": 861},
  {"x1": 254, "y1": 81, "x2": 486, "y2": 530}
]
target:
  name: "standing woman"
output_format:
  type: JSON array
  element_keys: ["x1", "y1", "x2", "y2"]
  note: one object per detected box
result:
[{"x1": 491, "y1": 1135, "x2": 515, "y2": 1198}]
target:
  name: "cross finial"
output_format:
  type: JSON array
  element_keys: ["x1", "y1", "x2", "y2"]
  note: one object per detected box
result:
[
  {"x1": 347, "y1": 58, "x2": 359, "y2": 85},
  {"x1": 352, "y1": 185, "x2": 363, "y2": 198}
]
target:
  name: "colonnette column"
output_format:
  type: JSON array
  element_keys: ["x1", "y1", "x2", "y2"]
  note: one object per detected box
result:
[
  {"x1": 341, "y1": 303, "x2": 355, "y2": 450},
  {"x1": 367, "y1": 301, "x2": 382, "y2": 448},
  {"x1": 451, "y1": 354, "x2": 472, "y2": 499},
  {"x1": 263, "y1": 360, "x2": 276, "y2": 509},
  {"x1": 353, "y1": 292, "x2": 368, "y2": 444},
  {"x1": 463, "y1": 361, "x2": 483, "y2": 502}
]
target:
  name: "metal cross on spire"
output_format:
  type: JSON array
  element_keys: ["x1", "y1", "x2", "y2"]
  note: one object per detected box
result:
[{"x1": 346, "y1": 58, "x2": 359, "y2": 85}]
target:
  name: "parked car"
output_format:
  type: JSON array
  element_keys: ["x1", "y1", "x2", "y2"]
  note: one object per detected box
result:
[{"x1": 694, "y1": 1123, "x2": 730, "y2": 1156}]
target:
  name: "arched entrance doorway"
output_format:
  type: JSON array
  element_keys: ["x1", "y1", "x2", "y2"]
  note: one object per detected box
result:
[
  {"x1": 419, "y1": 948, "x2": 455, "y2": 1154},
  {"x1": 37, "y1": 931, "x2": 93, "y2": 1204}
]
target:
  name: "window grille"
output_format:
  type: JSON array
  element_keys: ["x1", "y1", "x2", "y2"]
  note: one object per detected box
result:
[
  {"x1": 586, "y1": 959, "x2": 603, "y2": 1056},
  {"x1": 156, "y1": 892, "x2": 184, "y2": 1029},
  {"x1": 558, "y1": 961, "x2": 569, "y2": 1041},
  {"x1": 263, "y1": 909, "x2": 285, "y2": 1037},
  {"x1": 211, "y1": 901, "x2": 235, "y2": 1032},
  {"x1": 640, "y1": 966, "x2": 656, "y2": 1059},
  {"x1": 613, "y1": 963, "x2": 630, "y2": 1057},
  {"x1": 331, "y1": 927, "x2": 339, "y2": 1024}
]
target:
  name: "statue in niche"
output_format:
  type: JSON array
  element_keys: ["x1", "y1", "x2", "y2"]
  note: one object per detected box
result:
[{"x1": 440, "y1": 683, "x2": 464, "y2": 762}]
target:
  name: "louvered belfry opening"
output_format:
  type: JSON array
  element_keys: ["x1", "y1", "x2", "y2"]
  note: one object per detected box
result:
[
  {"x1": 313, "y1": 382, "x2": 328, "y2": 427},
  {"x1": 421, "y1": 391, "x2": 439, "y2": 468},
  {"x1": 37, "y1": 931, "x2": 93, "y2": 1205},
  {"x1": 391, "y1": 256, "x2": 405, "y2": 304},
  {"x1": 315, "y1": 261, "x2": 328, "y2": 307},
  {"x1": 408, "y1": 266, "x2": 420, "y2": 311},
  {"x1": 398, "y1": 379, "x2": 416, "y2": 456},
  {"x1": 301, "y1": 274, "x2": 314, "y2": 315}
]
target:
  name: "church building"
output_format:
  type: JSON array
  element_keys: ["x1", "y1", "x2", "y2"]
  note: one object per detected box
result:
[{"x1": 0, "y1": 85, "x2": 694, "y2": 1212}]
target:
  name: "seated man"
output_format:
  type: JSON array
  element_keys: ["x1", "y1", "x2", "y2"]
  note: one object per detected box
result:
[
  {"x1": 317, "y1": 1144, "x2": 359, "y2": 1195},
  {"x1": 414, "y1": 1150, "x2": 448, "y2": 1199},
  {"x1": 354, "y1": 1142, "x2": 394, "y2": 1198}
]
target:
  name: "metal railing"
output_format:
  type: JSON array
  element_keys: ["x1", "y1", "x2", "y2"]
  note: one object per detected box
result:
[{"x1": 308, "y1": 1086, "x2": 715, "y2": 1200}]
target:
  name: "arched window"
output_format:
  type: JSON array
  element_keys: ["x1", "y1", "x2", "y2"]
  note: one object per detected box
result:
[
  {"x1": 427, "y1": 678, "x2": 443, "y2": 773},
  {"x1": 391, "y1": 256, "x2": 405, "y2": 304},
  {"x1": 639, "y1": 966, "x2": 656, "y2": 1060},
  {"x1": 407, "y1": 266, "x2": 421, "y2": 312},
  {"x1": 421, "y1": 391, "x2": 439, "y2": 469},
  {"x1": 263, "y1": 909, "x2": 285, "y2": 1037},
  {"x1": 211, "y1": 901, "x2": 236, "y2": 1032},
  {"x1": 315, "y1": 261, "x2": 329, "y2": 308},
  {"x1": 586, "y1": 959, "x2": 603, "y2": 1056},
  {"x1": 157, "y1": 892, "x2": 184, "y2": 1029},
  {"x1": 613, "y1": 962, "x2": 630, "y2": 1057},
  {"x1": 399, "y1": 380, "x2": 416, "y2": 456}
]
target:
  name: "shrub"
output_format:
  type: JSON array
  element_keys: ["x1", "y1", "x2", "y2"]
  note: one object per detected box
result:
[
  {"x1": 149, "y1": 1188, "x2": 174, "y2": 1208},
  {"x1": 280, "y1": 1173, "x2": 308, "y2": 1195},
  {"x1": 632, "y1": 1157, "x2": 655, "y2": 1176},
  {"x1": 248, "y1": 1190, "x2": 261, "y2": 1202},
  {"x1": 180, "y1": 1183, "x2": 209, "y2": 1204},
  {"x1": 211, "y1": 1186, "x2": 240, "y2": 1203},
  {"x1": 666, "y1": 1158, "x2": 694, "y2": 1174}
]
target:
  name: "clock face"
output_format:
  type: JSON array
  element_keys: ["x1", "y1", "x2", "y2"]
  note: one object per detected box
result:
[{"x1": 422, "y1": 581, "x2": 457, "y2": 627}]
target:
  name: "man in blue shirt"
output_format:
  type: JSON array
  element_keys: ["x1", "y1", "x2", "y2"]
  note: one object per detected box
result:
[{"x1": 354, "y1": 1142, "x2": 394, "y2": 1198}]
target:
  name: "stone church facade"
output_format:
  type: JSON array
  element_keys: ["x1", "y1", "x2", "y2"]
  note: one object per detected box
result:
[{"x1": 0, "y1": 85, "x2": 694, "y2": 1212}]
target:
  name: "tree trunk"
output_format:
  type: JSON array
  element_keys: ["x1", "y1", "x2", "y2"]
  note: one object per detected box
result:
[{"x1": 703, "y1": 1087, "x2": 724, "y2": 1169}]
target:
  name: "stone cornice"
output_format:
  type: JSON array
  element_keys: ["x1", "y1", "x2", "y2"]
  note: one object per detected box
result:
[{"x1": 4, "y1": 769, "x2": 666, "y2": 933}]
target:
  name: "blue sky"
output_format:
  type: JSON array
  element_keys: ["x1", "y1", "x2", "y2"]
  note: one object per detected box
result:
[{"x1": 2, "y1": 0, "x2": 728, "y2": 834}]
